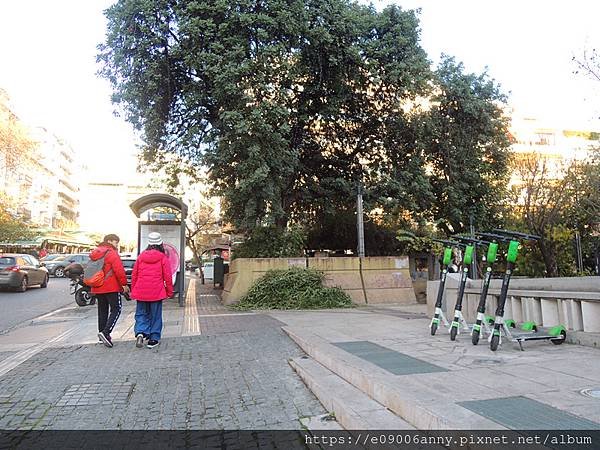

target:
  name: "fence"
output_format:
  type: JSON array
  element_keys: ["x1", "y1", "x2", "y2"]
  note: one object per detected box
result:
[{"x1": 427, "y1": 276, "x2": 600, "y2": 333}]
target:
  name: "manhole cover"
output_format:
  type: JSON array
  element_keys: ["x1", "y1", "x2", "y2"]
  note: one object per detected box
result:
[
  {"x1": 580, "y1": 388, "x2": 600, "y2": 399},
  {"x1": 56, "y1": 382, "x2": 135, "y2": 407},
  {"x1": 473, "y1": 359, "x2": 503, "y2": 365}
]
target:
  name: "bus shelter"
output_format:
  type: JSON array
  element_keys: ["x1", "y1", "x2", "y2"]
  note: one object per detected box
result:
[{"x1": 130, "y1": 193, "x2": 188, "y2": 307}]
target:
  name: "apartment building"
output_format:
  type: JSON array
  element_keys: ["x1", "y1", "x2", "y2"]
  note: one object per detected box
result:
[
  {"x1": 78, "y1": 169, "x2": 155, "y2": 248},
  {"x1": 28, "y1": 126, "x2": 81, "y2": 228},
  {"x1": 0, "y1": 91, "x2": 82, "y2": 228},
  {"x1": 509, "y1": 113, "x2": 598, "y2": 180}
]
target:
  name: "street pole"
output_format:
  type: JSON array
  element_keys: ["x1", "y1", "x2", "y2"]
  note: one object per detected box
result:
[
  {"x1": 469, "y1": 214, "x2": 478, "y2": 279},
  {"x1": 357, "y1": 183, "x2": 365, "y2": 258},
  {"x1": 575, "y1": 230, "x2": 584, "y2": 273}
]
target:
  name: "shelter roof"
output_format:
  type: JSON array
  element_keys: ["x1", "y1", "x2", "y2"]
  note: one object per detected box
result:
[{"x1": 129, "y1": 193, "x2": 188, "y2": 219}]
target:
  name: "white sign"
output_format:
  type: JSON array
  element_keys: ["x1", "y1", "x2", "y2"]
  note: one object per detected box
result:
[{"x1": 140, "y1": 223, "x2": 181, "y2": 285}]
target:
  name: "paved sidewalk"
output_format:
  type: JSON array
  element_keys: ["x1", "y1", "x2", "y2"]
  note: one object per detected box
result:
[
  {"x1": 0, "y1": 277, "x2": 326, "y2": 431},
  {"x1": 269, "y1": 306, "x2": 600, "y2": 430},
  {"x1": 1, "y1": 277, "x2": 599, "y2": 434}
]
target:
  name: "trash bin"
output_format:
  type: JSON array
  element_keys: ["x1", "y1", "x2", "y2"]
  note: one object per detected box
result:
[{"x1": 213, "y1": 256, "x2": 225, "y2": 288}]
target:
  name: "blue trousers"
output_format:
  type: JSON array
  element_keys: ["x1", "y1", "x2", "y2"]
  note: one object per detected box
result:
[{"x1": 134, "y1": 300, "x2": 163, "y2": 341}]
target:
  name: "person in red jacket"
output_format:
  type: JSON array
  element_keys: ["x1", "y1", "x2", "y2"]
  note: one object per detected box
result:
[
  {"x1": 90, "y1": 234, "x2": 129, "y2": 348},
  {"x1": 131, "y1": 232, "x2": 173, "y2": 349}
]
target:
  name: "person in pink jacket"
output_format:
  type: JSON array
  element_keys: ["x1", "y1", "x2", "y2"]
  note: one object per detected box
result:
[{"x1": 131, "y1": 232, "x2": 173, "y2": 349}]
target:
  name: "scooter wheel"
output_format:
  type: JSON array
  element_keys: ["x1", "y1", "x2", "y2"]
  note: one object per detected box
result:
[
  {"x1": 430, "y1": 322, "x2": 438, "y2": 336},
  {"x1": 471, "y1": 329, "x2": 480, "y2": 345},
  {"x1": 450, "y1": 326, "x2": 457, "y2": 341},
  {"x1": 490, "y1": 334, "x2": 500, "y2": 351},
  {"x1": 75, "y1": 290, "x2": 92, "y2": 306},
  {"x1": 551, "y1": 330, "x2": 566, "y2": 345}
]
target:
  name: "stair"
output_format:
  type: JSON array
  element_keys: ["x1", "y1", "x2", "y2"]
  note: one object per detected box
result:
[
  {"x1": 290, "y1": 355, "x2": 414, "y2": 430},
  {"x1": 284, "y1": 326, "x2": 503, "y2": 430}
]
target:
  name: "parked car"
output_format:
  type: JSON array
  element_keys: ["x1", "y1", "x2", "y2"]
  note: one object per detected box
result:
[
  {"x1": 0, "y1": 254, "x2": 49, "y2": 292},
  {"x1": 40, "y1": 253, "x2": 67, "y2": 263},
  {"x1": 121, "y1": 257, "x2": 136, "y2": 286},
  {"x1": 186, "y1": 260, "x2": 199, "y2": 272},
  {"x1": 45, "y1": 253, "x2": 90, "y2": 278}
]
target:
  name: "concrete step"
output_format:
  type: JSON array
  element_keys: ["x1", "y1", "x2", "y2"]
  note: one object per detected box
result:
[
  {"x1": 290, "y1": 355, "x2": 414, "y2": 430},
  {"x1": 283, "y1": 326, "x2": 504, "y2": 430}
]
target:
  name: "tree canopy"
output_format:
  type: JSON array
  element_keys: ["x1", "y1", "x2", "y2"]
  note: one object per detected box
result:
[{"x1": 98, "y1": 0, "x2": 511, "y2": 240}]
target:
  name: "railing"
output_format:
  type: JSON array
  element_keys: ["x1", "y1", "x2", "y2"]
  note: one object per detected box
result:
[{"x1": 455, "y1": 287, "x2": 600, "y2": 333}]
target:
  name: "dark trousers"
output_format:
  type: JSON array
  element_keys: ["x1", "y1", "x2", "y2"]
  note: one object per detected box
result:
[{"x1": 96, "y1": 292, "x2": 122, "y2": 336}]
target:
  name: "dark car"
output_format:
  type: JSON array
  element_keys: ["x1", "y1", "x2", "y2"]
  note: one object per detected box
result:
[
  {"x1": 40, "y1": 253, "x2": 67, "y2": 263},
  {"x1": 45, "y1": 253, "x2": 90, "y2": 278},
  {"x1": 0, "y1": 254, "x2": 49, "y2": 292},
  {"x1": 121, "y1": 257, "x2": 136, "y2": 286}
]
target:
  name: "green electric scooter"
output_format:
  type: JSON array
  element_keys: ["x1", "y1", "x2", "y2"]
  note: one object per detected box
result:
[
  {"x1": 447, "y1": 240, "x2": 477, "y2": 341},
  {"x1": 486, "y1": 230, "x2": 567, "y2": 351},
  {"x1": 452, "y1": 235, "x2": 499, "y2": 345},
  {"x1": 429, "y1": 239, "x2": 460, "y2": 336}
]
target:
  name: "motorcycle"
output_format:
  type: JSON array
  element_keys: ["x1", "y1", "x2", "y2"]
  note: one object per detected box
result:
[{"x1": 70, "y1": 274, "x2": 96, "y2": 307}]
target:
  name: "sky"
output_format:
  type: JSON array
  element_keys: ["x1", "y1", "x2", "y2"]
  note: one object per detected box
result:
[
  {"x1": 0, "y1": 0, "x2": 139, "y2": 181},
  {"x1": 374, "y1": 0, "x2": 600, "y2": 128},
  {"x1": 1, "y1": 0, "x2": 599, "y2": 182}
]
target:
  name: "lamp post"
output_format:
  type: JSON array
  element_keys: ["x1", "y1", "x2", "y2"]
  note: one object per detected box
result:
[
  {"x1": 469, "y1": 213, "x2": 478, "y2": 279},
  {"x1": 356, "y1": 183, "x2": 365, "y2": 258}
]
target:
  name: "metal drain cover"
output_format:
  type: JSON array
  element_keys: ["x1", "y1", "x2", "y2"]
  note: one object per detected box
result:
[{"x1": 580, "y1": 388, "x2": 600, "y2": 399}]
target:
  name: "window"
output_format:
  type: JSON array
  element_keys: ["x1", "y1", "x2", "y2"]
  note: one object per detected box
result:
[{"x1": 22, "y1": 255, "x2": 36, "y2": 265}]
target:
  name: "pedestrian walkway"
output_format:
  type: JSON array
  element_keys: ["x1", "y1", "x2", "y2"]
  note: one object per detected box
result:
[
  {"x1": 0, "y1": 276, "x2": 327, "y2": 431},
  {"x1": 268, "y1": 307, "x2": 600, "y2": 430},
  {"x1": 1, "y1": 276, "x2": 599, "y2": 434}
]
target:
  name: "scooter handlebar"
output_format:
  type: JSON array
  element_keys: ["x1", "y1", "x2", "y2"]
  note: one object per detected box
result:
[
  {"x1": 476, "y1": 232, "x2": 513, "y2": 243},
  {"x1": 452, "y1": 235, "x2": 491, "y2": 246},
  {"x1": 492, "y1": 229, "x2": 541, "y2": 241},
  {"x1": 431, "y1": 238, "x2": 465, "y2": 248}
]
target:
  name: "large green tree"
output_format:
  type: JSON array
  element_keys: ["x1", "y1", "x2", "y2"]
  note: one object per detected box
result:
[
  {"x1": 420, "y1": 57, "x2": 511, "y2": 234},
  {"x1": 98, "y1": 0, "x2": 510, "y2": 242}
]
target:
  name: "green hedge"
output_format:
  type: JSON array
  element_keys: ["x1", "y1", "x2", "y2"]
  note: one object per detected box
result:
[{"x1": 234, "y1": 267, "x2": 353, "y2": 310}]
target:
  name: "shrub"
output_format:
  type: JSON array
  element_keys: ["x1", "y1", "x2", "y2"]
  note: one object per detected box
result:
[{"x1": 235, "y1": 267, "x2": 353, "y2": 310}]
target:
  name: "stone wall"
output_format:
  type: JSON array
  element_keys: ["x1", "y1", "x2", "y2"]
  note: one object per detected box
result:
[{"x1": 222, "y1": 256, "x2": 416, "y2": 306}]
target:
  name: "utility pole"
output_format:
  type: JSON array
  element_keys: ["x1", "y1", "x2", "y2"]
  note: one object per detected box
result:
[
  {"x1": 469, "y1": 213, "x2": 478, "y2": 279},
  {"x1": 356, "y1": 183, "x2": 365, "y2": 258},
  {"x1": 575, "y1": 229, "x2": 584, "y2": 273}
]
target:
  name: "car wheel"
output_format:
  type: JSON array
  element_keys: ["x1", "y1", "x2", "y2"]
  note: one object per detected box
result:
[
  {"x1": 18, "y1": 276, "x2": 28, "y2": 292},
  {"x1": 54, "y1": 267, "x2": 65, "y2": 278},
  {"x1": 40, "y1": 275, "x2": 49, "y2": 288}
]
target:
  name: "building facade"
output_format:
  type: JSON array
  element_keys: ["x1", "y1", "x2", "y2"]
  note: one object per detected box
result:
[{"x1": 0, "y1": 91, "x2": 81, "y2": 229}]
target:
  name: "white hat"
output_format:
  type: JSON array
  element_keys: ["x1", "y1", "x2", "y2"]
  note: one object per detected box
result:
[{"x1": 148, "y1": 232, "x2": 163, "y2": 246}]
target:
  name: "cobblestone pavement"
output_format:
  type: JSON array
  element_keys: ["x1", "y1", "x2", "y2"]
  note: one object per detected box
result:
[{"x1": 0, "y1": 281, "x2": 326, "y2": 431}]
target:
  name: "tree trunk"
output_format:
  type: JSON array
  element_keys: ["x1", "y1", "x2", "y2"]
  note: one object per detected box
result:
[
  {"x1": 275, "y1": 215, "x2": 288, "y2": 231},
  {"x1": 538, "y1": 238, "x2": 559, "y2": 277}
]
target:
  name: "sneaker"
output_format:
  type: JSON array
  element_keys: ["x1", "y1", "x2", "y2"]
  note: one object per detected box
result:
[
  {"x1": 146, "y1": 340, "x2": 159, "y2": 349},
  {"x1": 98, "y1": 332, "x2": 113, "y2": 348},
  {"x1": 135, "y1": 334, "x2": 144, "y2": 348}
]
